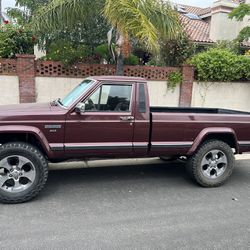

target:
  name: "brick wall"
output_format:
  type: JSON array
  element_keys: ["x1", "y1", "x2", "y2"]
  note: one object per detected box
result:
[
  {"x1": 179, "y1": 65, "x2": 195, "y2": 107},
  {"x1": 16, "y1": 54, "x2": 36, "y2": 103}
]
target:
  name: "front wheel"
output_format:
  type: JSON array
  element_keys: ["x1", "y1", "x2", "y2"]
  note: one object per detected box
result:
[
  {"x1": 0, "y1": 142, "x2": 48, "y2": 204},
  {"x1": 186, "y1": 140, "x2": 235, "y2": 187}
]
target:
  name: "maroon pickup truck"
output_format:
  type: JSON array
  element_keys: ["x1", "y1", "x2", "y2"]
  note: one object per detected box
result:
[{"x1": 0, "y1": 76, "x2": 250, "y2": 203}]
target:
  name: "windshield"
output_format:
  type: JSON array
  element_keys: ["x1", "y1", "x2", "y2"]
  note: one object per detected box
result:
[{"x1": 61, "y1": 79, "x2": 94, "y2": 107}]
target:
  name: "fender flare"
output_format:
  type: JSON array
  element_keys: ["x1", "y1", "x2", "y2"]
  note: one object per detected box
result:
[
  {"x1": 188, "y1": 127, "x2": 239, "y2": 155},
  {"x1": 0, "y1": 125, "x2": 51, "y2": 156}
]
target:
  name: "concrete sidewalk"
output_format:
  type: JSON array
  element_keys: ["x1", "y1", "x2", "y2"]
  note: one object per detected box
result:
[{"x1": 49, "y1": 154, "x2": 250, "y2": 170}]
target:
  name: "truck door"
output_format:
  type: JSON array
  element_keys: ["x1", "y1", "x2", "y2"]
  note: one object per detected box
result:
[{"x1": 64, "y1": 81, "x2": 135, "y2": 157}]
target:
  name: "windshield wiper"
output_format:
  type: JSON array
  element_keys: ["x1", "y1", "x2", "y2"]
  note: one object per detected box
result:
[
  {"x1": 57, "y1": 98, "x2": 63, "y2": 106},
  {"x1": 51, "y1": 98, "x2": 63, "y2": 107}
]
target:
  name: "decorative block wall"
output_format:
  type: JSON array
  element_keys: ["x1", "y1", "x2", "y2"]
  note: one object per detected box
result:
[
  {"x1": 0, "y1": 59, "x2": 17, "y2": 75},
  {"x1": 35, "y1": 61, "x2": 116, "y2": 78},
  {"x1": 35, "y1": 61, "x2": 179, "y2": 81}
]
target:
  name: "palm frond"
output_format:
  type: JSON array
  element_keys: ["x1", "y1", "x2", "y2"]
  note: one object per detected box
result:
[
  {"x1": 103, "y1": 0, "x2": 181, "y2": 52},
  {"x1": 33, "y1": 0, "x2": 181, "y2": 53},
  {"x1": 33, "y1": 0, "x2": 103, "y2": 32}
]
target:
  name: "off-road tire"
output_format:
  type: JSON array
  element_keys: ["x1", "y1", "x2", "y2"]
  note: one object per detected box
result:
[
  {"x1": 0, "y1": 142, "x2": 48, "y2": 204},
  {"x1": 186, "y1": 140, "x2": 235, "y2": 187}
]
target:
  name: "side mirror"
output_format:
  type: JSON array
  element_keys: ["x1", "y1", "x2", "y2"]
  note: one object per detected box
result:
[{"x1": 75, "y1": 102, "x2": 86, "y2": 114}]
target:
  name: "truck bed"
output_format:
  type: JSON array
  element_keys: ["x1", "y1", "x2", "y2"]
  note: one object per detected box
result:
[{"x1": 150, "y1": 107, "x2": 250, "y2": 115}]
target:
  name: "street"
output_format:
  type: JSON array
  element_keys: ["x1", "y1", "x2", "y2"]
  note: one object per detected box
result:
[{"x1": 0, "y1": 158, "x2": 250, "y2": 250}]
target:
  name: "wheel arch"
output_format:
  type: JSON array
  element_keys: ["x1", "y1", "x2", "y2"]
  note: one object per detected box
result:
[
  {"x1": 0, "y1": 126, "x2": 51, "y2": 158},
  {"x1": 188, "y1": 127, "x2": 239, "y2": 155}
]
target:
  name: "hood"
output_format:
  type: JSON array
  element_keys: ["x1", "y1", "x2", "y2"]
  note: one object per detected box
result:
[
  {"x1": 0, "y1": 102, "x2": 67, "y2": 123},
  {"x1": 0, "y1": 102, "x2": 51, "y2": 113}
]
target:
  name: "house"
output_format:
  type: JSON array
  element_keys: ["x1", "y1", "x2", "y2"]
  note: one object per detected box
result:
[{"x1": 176, "y1": 0, "x2": 250, "y2": 47}]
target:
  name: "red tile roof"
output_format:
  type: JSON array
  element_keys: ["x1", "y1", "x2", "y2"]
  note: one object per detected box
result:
[
  {"x1": 198, "y1": 7, "x2": 212, "y2": 16},
  {"x1": 179, "y1": 4, "x2": 211, "y2": 16},
  {"x1": 179, "y1": 14, "x2": 212, "y2": 43},
  {"x1": 176, "y1": 4, "x2": 212, "y2": 43},
  {"x1": 177, "y1": 1, "x2": 249, "y2": 47}
]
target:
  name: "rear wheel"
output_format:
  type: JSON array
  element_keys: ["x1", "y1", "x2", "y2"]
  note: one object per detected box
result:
[
  {"x1": 186, "y1": 140, "x2": 235, "y2": 187},
  {"x1": 0, "y1": 142, "x2": 48, "y2": 204}
]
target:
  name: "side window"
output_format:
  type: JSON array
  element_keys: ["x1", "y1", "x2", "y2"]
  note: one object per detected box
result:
[
  {"x1": 85, "y1": 84, "x2": 132, "y2": 112},
  {"x1": 85, "y1": 87, "x2": 100, "y2": 111}
]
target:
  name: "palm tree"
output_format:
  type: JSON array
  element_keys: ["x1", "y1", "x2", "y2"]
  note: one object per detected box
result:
[{"x1": 33, "y1": 0, "x2": 181, "y2": 75}]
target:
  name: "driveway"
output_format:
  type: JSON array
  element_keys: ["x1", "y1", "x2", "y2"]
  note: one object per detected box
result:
[{"x1": 0, "y1": 158, "x2": 250, "y2": 250}]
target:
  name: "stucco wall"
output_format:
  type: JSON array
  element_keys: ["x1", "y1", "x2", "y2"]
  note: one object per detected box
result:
[
  {"x1": 0, "y1": 76, "x2": 19, "y2": 105},
  {"x1": 192, "y1": 82, "x2": 250, "y2": 112},
  {"x1": 210, "y1": 12, "x2": 240, "y2": 41},
  {"x1": 148, "y1": 81, "x2": 180, "y2": 107},
  {"x1": 2, "y1": 76, "x2": 250, "y2": 112},
  {"x1": 209, "y1": 0, "x2": 241, "y2": 41},
  {"x1": 36, "y1": 77, "x2": 180, "y2": 107},
  {"x1": 36, "y1": 77, "x2": 80, "y2": 103}
]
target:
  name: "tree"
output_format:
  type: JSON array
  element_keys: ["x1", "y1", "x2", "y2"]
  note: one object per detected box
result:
[
  {"x1": 7, "y1": 0, "x2": 50, "y2": 25},
  {"x1": 0, "y1": 23, "x2": 35, "y2": 58},
  {"x1": 161, "y1": 34, "x2": 196, "y2": 66},
  {"x1": 103, "y1": 0, "x2": 181, "y2": 74},
  {"x1": 7, "y1": 0, "x2": 109, "y2": 54},
  {"x1": 38, "y1": 15, "x2": 110, "y2": 53},
  {"x1": 229, "y1": 3, "x2": 250, "y2": 42},
  {"x1": 33, "y1": 0, "x2": 181, "y2": 75}
]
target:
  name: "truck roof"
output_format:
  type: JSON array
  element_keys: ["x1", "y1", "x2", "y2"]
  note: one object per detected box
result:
[{"x1": 89, "y1": 76, "x2": 146, "y2": 82}]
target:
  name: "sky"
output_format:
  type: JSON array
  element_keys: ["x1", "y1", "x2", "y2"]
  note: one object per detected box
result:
[
  {"x1": 2, "y1": 0, "x2": 16, "y2": 11},
  {"x1": 2, "y1": 0, "x2": 214, "y2": 11}
]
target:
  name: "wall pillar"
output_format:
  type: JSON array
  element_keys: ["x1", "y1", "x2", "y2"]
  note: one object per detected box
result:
[
  {"x1": 179, "y1": 64, "x2": 194, "y2": 107},
  {"x1": 16, "y1": 54, "x2": 36, "y2": 103}
]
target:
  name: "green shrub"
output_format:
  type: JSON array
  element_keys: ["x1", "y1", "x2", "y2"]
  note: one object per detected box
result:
[
  {"x1": 190, "y1": 48, "x2": 250, "y2": 81},
  {"x1": 167, "y1": 71, "x2": 182, "y2": 91},
  {"x1": 124, "y1": 54, "x2": 139, "y2": 65},
  {"x1": 146, "y1": 56, "x2": 165, "y2": 67},
  {"x1": 94, "y1": 44, "x2": 110, "y2": 61},
  {"x1": 213, "y1": 40, "x2": 241, "y2": 54},
  {"x1": 44, "y1": 40, "x2": 90, "y2": 65},
  {"x1": 161, "y1": 34, "x2": 196, "y2": 67},
  {"x1": 0, "y1": 23, "x2": 35, "y2": 58},
  {"x1": 234, "y1": 55, "x2": 250, "y2": 80}
]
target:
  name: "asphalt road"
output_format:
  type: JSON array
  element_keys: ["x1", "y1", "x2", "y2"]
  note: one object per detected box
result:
[{"x1": 1, "y1": 158, "x2": 250, "y2": 250}]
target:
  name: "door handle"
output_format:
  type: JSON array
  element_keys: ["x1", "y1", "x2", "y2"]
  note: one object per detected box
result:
[{"x1": 120, "y1": 116, "x2": 134, "y2": 121}]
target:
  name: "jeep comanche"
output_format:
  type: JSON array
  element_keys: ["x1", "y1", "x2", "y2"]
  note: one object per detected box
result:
[{"x1": 0, "y1": 76, "x2": 249, "y2": 203}]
